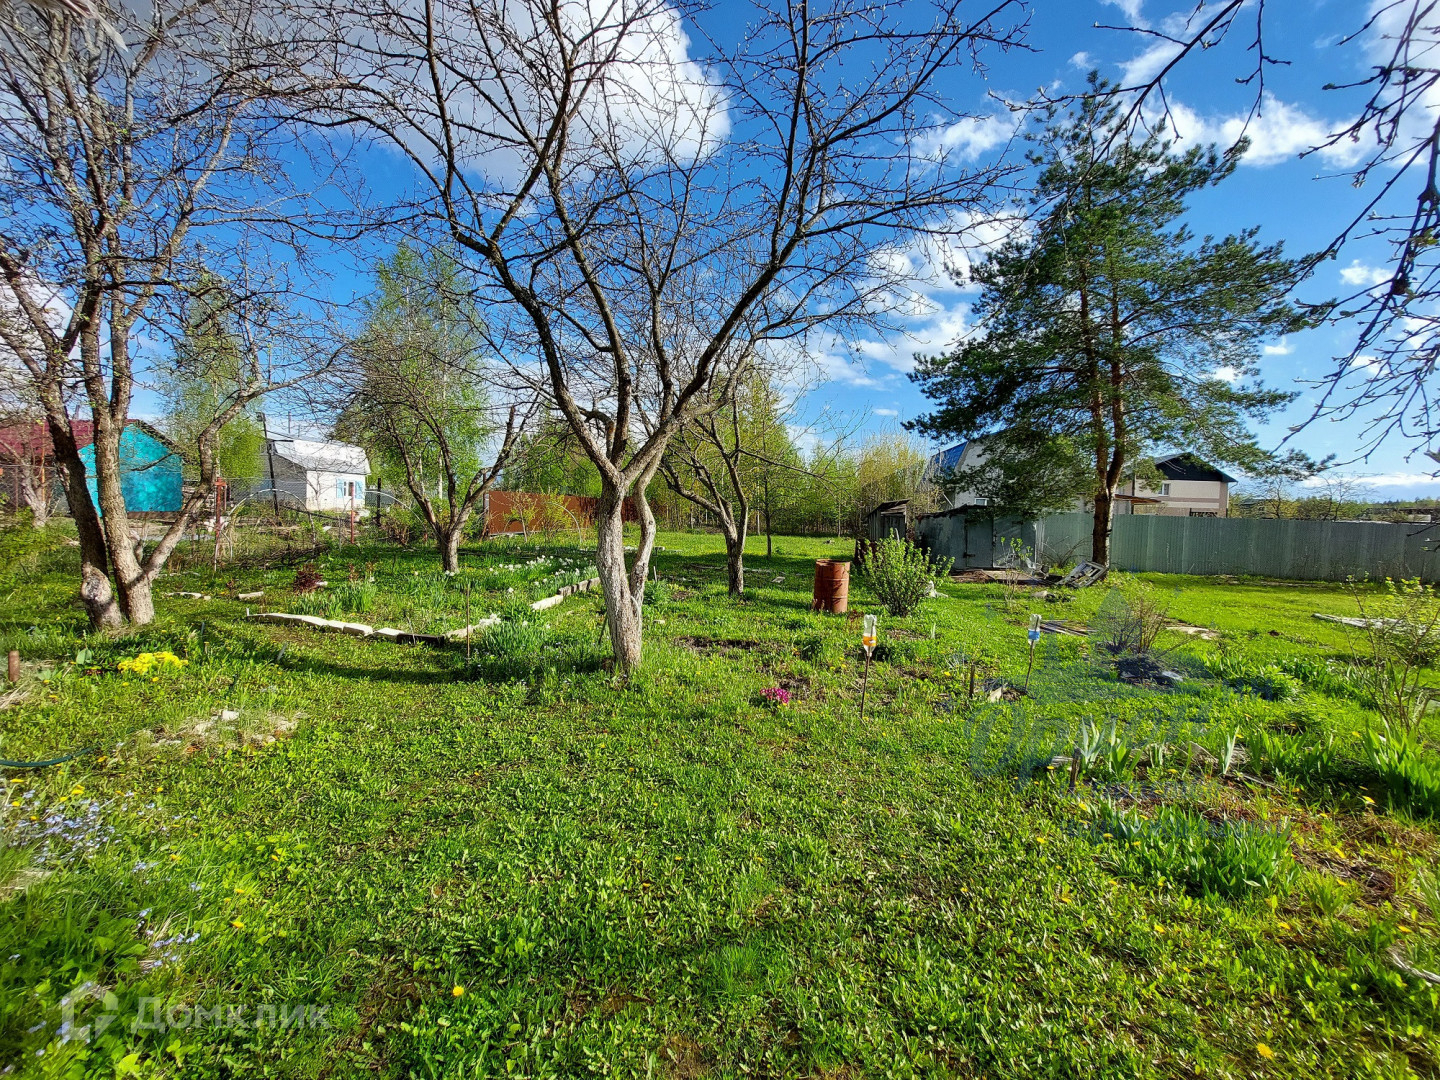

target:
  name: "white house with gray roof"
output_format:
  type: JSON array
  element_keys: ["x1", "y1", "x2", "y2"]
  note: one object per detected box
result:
[{"x1": 265, "y1": 436, "x2": 371, "y2": 512}]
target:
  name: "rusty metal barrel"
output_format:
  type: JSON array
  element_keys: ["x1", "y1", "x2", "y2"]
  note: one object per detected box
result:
[{"x1": 811, "y1": 558, "x2": 850, "y2": 614}]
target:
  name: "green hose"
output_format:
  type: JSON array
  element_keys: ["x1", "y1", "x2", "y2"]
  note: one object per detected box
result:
[{"x1": 0, "y1": 747, "x2": 96, "y2": 769}]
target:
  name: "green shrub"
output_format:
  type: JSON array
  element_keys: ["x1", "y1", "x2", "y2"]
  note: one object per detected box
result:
[
  {"x1": 1345, "y1": 577, "x2": 1440, "y2": 733},
  {"x1": 1092, "y1": 578, "x2": 1173, "y2": 659},
  {"x1": 861, "y1": 536, "x2": 952, "y2": 618},
  {"x1": 1361, "y1": 725, "x2": 1440, "y2": 818},
  {"x1": 1086, "y1": 801, "x2": 1296, "y2": 899}
]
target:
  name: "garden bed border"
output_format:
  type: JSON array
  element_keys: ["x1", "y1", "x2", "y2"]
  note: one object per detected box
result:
[{"x1": 245, "y1": 577, "x2": 602, "y2": 646}]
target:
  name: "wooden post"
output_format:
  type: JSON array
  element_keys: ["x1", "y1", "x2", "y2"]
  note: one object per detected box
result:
[
  {"x1": 212, "y1": 475, "x2": 225, "y2": 576},
  {"x1": 464, "y1": 583, "x2": 472, "y2": 662},
  {"x1": 859, "y1": 613, "x2": 877, "y2": 723},
  {"x1": 7, "y1": 650, "x2": 18, "y2": 684}
]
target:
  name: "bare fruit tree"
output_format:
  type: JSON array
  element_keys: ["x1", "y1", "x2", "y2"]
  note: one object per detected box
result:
[
  {"x1": 311, "y1": 0, "x2": 1025, "y2": 669},
  {"x1": 0, "y1": 0, "x2": 329, "y2": 626}
]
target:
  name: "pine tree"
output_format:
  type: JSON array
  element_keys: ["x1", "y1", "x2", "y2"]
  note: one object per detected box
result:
[{"x1": 910, "y1": 77, "x2": 1317, "y2": 564}]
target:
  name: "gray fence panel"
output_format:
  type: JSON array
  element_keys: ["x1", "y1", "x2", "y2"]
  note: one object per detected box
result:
[{"x1": 925, "y1": 509, "x2": 1440, "y2": 581}]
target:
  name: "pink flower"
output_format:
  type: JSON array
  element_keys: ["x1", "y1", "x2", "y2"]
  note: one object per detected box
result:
[{"x1": 760, "y1": 687, "x2": 791, "y2": 705}]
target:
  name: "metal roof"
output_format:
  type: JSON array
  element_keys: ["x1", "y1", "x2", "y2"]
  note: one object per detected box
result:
[
  {"x1": 269, "y1": 438, "x2": 370, "y2": 475},
  {"x1": 928, "y1": 442, "x2": 967, "y2": 475},
  {"x1": 1155, "y1": 453, "x2": 1237, "y2": 485}
]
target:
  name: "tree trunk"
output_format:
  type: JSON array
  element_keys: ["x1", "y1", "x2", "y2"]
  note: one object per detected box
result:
[
  {"x1": 763, "y1": 473, "x2": 772, "y2": 557},
  {"x1": 90, "y1": 420, "x2": 158, "y2": 625},
  {"x1": 44, "y1": 417, "x2": 122, "y2": 630},
  {"x1": 722, "y1": 511, "x2": 748, "y2": 596},
  {"x1": 596, "y1": 486, "x2": 643, "y2": 671},
  {"x1": 438, "y1": 524, "x2": 463, "y2": 572},
  {"x1": 1091, "y1": 487, "x2": 1114, "y2": 566}
]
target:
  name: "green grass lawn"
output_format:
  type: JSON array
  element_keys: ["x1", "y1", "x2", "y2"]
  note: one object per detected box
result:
[{"x1": 1, "y1": 528, "x2": 1438, "y2": 1078}]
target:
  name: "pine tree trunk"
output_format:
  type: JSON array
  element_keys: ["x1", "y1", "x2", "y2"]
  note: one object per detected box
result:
[
  {"x1": 596, "y1": 487, "x2": 643, "y2": 671},
  {"x1": 1091, "y1": 488, "x2": 1114, "y2": 566}
]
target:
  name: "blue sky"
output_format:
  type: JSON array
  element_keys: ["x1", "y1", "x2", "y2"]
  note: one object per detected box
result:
[
  {"x1": 738, "y1": 0, "x2": 1434, "y2": 497},
  {"x1": 170, "y1": 0, "x2": 1431, "y2": 498}
]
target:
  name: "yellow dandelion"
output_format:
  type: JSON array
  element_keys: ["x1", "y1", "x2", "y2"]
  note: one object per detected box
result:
[
  {"x1": 231, "y1": 919, "x2": 245, "y2": 929},
  {"x1": 1153, "y1": 924, "x2": 1165, "y2": 934},
  {"x1": 1256, "y1": 1043, "x2": 1275, "y2": 1060},
  {"x1": 452, "y1": 985, "x2": 465, "y2": 998}
]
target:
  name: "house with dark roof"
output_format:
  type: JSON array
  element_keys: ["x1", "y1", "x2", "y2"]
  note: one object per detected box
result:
[
  {"x1": 1117, "y1": 453, "x2": 1236, "y2": 518},
  {"x1": 925, "y1": 441, "x2": 1235, "y2": 517}
]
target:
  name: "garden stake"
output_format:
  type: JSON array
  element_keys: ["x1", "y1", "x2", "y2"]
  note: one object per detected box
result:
[
  {"x1": 7, "y1": 650, "x2": 17, "y2": 684},
  {"x1": 465, "y1": 583, "x2": 472, "y2": 661},
  {"x1": 859, "y1": 614, "x2": 877, "y2": 724},
  {"x1": 1024, "y1": 613, "x2": 1041, "y2": 691}
]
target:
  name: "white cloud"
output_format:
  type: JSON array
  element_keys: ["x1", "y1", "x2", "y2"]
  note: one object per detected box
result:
[
  {"x1": 341, "y1": 0, "x2": 728, "y2": 184},
  {"x1": 916, "y1": 112, "x2": 1017, "y2": 164},
  {"x1": 1069, "y1": 51, "x2": 1093, "y2": 71},
  {"x1": 1121, "y1": 40, "x2": 1182, "y2": 87},
  {"x1": 786, "y1": 423, "x2": 820, "y2": 456},
  {"x1": 1101, "y1": 0, "x2": 1148, "y2": 28},
  {"x1": 1337, "y1": 471, "x2": 1440, "y2": 488},
  {"x1": 1163, "y1": 95, "x2": 1361, "y2": 168},
  {"x1": 1212, "y1": 364, "x2": 1242, "y2": 383},
  {"x1": 1340, "y1": 260, "x2": 1390, "y2": 287},
  {"x1": 1262, "y1": 337, "x2": 1293, "y2": 356},
  {"x1": 1362, "y1": 0, "x2": 1440, "y2": 149},
  {"x1": 874, "y1": 407, "x2": 899, "y2": 417}
]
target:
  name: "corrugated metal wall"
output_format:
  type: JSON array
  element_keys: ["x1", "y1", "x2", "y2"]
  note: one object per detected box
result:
[{"x1": 922, "y1": 510, "x2": 1440, "y2": 581}]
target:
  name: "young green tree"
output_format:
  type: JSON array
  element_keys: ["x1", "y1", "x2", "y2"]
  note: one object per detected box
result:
[
  {"x1": 661, "y1": 369, "x2": 826, "y2": 593},
  {"x1": 342, "y1": 246, "x2": 526, "y2": 571},
  {"x1": 161, "y1": 280, "x2": 267, "y2": 483},
  {"x1": 502, "y1": 414, "x2": 602, "y2": 497},
  {"x1": 910, "y1": 80, "x2": 1316, "y2": 564}
]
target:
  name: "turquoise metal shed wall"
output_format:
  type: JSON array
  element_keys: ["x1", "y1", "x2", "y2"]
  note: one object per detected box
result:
[
  {"x1": 1034, "y1": 512, "x2": 1440, "y2": 582},
  {"x1": 78, "y1": 427, "x2": 183, "y2": 514}
]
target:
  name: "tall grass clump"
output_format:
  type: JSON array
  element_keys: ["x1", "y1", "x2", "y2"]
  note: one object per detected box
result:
[
  {"x1": 1361, "y1": 725, "x2": 1440, "y2": 818},
  {"x1": 295, "y1": 580, "x2": 377, "y2": 618},
  {"x1": 1085, "y1": 800, "x2": 1297, "y2": 899},
  {"x1": 471, "y1": 619, "x2": 551, "y2": 681}
]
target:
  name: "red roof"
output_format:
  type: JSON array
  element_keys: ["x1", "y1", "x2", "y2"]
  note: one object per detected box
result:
[{"x1": 0, "y1": 420, "x2": 97, "y2": 460}]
